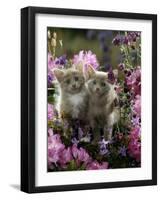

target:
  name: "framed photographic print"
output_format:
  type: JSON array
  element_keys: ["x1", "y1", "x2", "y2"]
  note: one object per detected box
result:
[{"x1": 21, "y1": 6, "x2": 157, "y2": 193}]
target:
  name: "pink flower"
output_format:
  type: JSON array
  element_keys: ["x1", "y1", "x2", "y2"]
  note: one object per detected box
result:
[
  {"x1": 71, "y1": 144, "x2": 80, "y2": 159},
  {"x1": 128, "y1": 141, "x2": 141, "y2": 162},
  {"x1": 133, "y1": 95, "x2": 141, "y2": 117},
  {"x1": 130, "y1": 126, "x2": 141, "y2": 139},
  {"x1": 48, "y1": 104, "x2": 54, "y2": 120},
  {"x1": 131, "y1": 115, "x2": 140, "y2": 126},
  {"x1": 128, "y1": 127, "x2": 141, "y2": 162},
  {"x1": 73, "y1": 50, "x2": 99, "y2": 70},
  {"x1": 48, "y1": 53, "x2": 55, "y2": 70},
  {"x1": 77, "y1": 147, "x2": 90, "y2": 163},
  {"x1": 48, "y1": 134, "x2": 65, "y2": 164},
  {"x1": 71, "y1": 144, "x2": 91, "y2": 166},
  {"x1": 86, "y1": 161, "x2": 108, "y2": 170},
  {"x1": 59, "y1": 147, "x2": 73, "y2": 166},
  {"x1": 125, "y1": 67, "x2": 141, "y2": 96},
  {"x1": 48, "y1": 134, "x2": 64, "y2": 151},
  {"x1": 48, "y1": 128, "x2": 53, "y2": 136}
]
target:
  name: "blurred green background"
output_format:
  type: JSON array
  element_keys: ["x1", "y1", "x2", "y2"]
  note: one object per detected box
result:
[{"x1": 48, "y1": 27, "x2": 121, "y2": 69}]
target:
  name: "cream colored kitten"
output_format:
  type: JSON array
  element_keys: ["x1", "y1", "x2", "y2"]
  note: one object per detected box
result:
[
  {"x1": 86, "y1": 65, "x2": 120, "y2": 143},
  {"x1": 54, "y1": 63, "x2": 88, "y2": 123}
]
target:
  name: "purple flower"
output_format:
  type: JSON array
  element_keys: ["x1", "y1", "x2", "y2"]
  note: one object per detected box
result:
[
  {"x1": 127, "y1": 32, "x2": 141, "y2": 42},
  {"x1": 112, "y1": 32, "x2": 140, "y2": 47},
  {"x1": 131, "y1": 115, "x2": 141, "y2": 126},
  {"x1": 99, "y1": 139, "x2": 110, "y2": 155},
  {"x1": 59, "y1": 147, "x2": 73, "y2": 166},
  {"x1": 71, "y1": 144, "x2": 80, "y2": 159},
  {"x1": 71, "y1": 137, "x2": 79, "y2": 145},
  {"x1": 48, "y1": 53, "x2": 55, "y2": 70},
  {"x1": 107, "y1": 70, "x2": 115, "y2": 84},
  {"x1": 125, "y1": 67, "x2": 141, "y2": 96},
  {"x1": 48, "y1": 53, "x2": 67, "y2": 86},
  {"x1": 71, "y1": 144, "x2": 92, "y2": 167},
  {"x1": 123, "y1": 36, "x2": 129, "y2": 45},
  {"x1": 55, "y1": 55, "x2": 67, "y2": 65},
  {"x1": 112, "y1": 35, "x2": 121, "y2": 46},
  {"x1": 78, "y1": 127, "x2": 84, "y2": 139},
  {"x1": 78, "y1": 148, "x2": 91, "y2": 164},
  {"x1": 48, "y1": 128, "x2": 53, "y2": 136},
  {"x1": 133, "y1": 95, "x2": 141, "y2": 117},
  {"x1": 48, "y1": 104, "x2": 54, "y2": 120},
  {"x1": 48, "y1": 134, "x2": 65, "y2": 164},
  {"x1": 73, "y1": 50, "x2": 99, "y2": 70},
  {"x1": 48, "y1": 53, "x2": 55, "y2": 86},
  {"x1": 118, "y1": 146, "x2": 127, "y2": 157},
  {"x1": 128, "y1": 127, "x2": 141, "y2": 162},
  {"x1": 48, "y1": 74, "x2": 53, "y2": 82}
]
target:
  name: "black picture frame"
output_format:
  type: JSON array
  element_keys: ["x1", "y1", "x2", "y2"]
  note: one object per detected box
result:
[{"x1": 21, "y1": 6, "x2": 157, "y2": 193}]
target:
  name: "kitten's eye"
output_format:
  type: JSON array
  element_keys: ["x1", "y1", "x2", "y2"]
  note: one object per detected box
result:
[
  {"x1": 93, "y1": 80, "x2": 96, "y2": 84},
  {"x1": 101, "y1": 82, "x2": 106, "y2": 87},
  {"x1": 66, "y1": 79, "x2": 70, "y2": 84},
  {"x1": 75, "y1": 76, "x2": 79, "y2": 81}
]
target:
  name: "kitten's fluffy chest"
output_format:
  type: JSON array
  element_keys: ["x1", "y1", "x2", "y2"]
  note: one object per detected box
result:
[
  {"x1": 89, "y1": 94, "x2": 113, "y2": 117},
  {"x1": 91, "y1": 101, "x2": 111, "y2": 116},
  {"x1": 68, "y1": 92, "x2": 85, "y2": 108},
  {"x1": 62, "y1": 90, "x2": 87, "y2": 119}
]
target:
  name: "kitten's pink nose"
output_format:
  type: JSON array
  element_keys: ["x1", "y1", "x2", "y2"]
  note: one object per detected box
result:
[{"x1": 96, "y1": 88, "x2": 100, "y2": 92}]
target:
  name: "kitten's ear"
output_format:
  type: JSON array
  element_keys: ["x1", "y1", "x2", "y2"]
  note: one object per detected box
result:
[
  {"x1": 75, "y1": 61, "x2": 83, "y2": 73},
  {"x1": 54, "y1": 69, "x2": 64, "y2": 82},
  {"x1": 86, "y1": 64, "x2": 95, "y2": 79}
]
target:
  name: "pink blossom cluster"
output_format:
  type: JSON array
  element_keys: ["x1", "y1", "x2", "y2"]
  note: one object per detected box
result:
[
  {"x1": 128, "y1": 127, "x2": 141, "y2": 162},
  {"x1": 73, "y1": 50, "x2": 99, "y2": 70},
  {"x1": 126, "y1": 68, "x2": 141, "y2": 162},
  {"x1": 125, "y1": 67, "x2": 141, "y2": 96},
  {"x1": 48, "y1": 103, "x2": 54, "y2": 120},
  {"x1": 48, "y1": 129, "x2": 108, "y2": 170}
]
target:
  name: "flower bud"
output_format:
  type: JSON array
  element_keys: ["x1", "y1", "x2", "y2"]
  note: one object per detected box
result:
[
  {"x1": 51, "y1": 38, "x2": 56, "y2": 47},
  {"x1": 53, "y1": 32, "x2": 57, "y2": 39},
  {"x1": 47, "y1": 30, "x2": 51, "y2": 39}
]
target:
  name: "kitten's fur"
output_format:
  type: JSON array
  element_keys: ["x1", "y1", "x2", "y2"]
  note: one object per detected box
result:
[
  {"x1": 54, "y1": 63, "x2": 88, "y2": 122},
  {"x1": 86, "y1": 65, "x2": 120, "y2": 142}
]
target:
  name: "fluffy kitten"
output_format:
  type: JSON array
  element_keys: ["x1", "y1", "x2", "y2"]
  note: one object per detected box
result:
[
  {"x1": 86, "y1": 65, "x2": 120, "y2": 142},
  {"x1": 54, "y1": 63, "x2": 88, "y2": 123}
]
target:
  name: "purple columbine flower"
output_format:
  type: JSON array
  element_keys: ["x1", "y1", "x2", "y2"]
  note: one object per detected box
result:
[
  {"x1": 71, "y1": 137, "x2": 79, "y2": 145},
  {"x1": 112, "y1": 35, "x2": 121, "y2": 45},
  {"x1": 55, "y1": 55, "x2": 67, "y2": 65},
  {"x1": 118, "y1": 146, "x2": 127, "y2": 157},
  {"x1": 108, "y1": 70, "x2": 115, "y2": 84},
  {"x1": 99, "y1": 139, "x2": 110, "y2": 155},
  {"x1": 123, "y1": 36, "x2": 129, "y2": 45}
]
